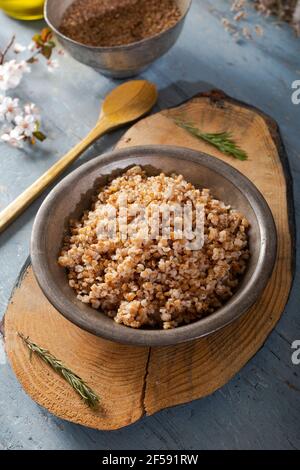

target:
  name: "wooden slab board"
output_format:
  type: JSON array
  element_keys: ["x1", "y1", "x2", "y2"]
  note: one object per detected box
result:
[{"x1": 3, "y1": 91, "x2": 294, "y2": 430}]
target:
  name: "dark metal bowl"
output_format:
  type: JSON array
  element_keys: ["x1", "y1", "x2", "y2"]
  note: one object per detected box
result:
[
  {"x1": 44, "y1": 0, "x2": 192, "y2": 78},
  {"x1": 31, "y1": 146, "x2": 277, "y2": 347}
]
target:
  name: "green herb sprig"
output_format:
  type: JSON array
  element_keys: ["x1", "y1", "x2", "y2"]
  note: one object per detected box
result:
[
  {"x1": 174, "y1": 120, "x2": 248, "y2": 161},
  {"x1": 18, "y1": 332, "x2": 100, "y2": 409}
]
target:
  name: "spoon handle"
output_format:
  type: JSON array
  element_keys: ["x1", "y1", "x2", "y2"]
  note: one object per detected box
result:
[{"x1": 0, "y1": 118, "x2": 111, "y2": 234}]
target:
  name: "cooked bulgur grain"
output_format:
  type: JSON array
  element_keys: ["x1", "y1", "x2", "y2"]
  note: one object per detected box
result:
[{"x1": 58, "y1": 166, "x2": 250, "y2": 329}]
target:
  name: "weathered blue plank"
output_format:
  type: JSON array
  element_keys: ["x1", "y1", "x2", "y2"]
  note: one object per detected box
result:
[{"x1": 0, "y1": 0, "x2": 299, "y2": 450}]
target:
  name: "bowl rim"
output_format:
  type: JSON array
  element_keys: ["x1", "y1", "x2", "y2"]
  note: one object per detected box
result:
[
  {"x1": 31, "y1": 145, "x2": 277, "y2": 347},
  {"x1": 44, "y1": 0, "x2": 192, "y2": 52}
]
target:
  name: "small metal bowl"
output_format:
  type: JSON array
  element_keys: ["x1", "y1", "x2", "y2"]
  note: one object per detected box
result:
[
  {"x1": 31, "y1": 146, "x2": 277, "y2": 347},
  {"x1": 44, "y1": 0, "x2": 192, "y2": 78}
]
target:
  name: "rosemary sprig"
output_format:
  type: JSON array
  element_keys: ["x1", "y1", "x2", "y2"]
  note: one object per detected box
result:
[
  {"x1": 18, "y1": 332, "x2": 100, "y2": 409},
  {"x1": 174, "y1": 120, "x2": 248, "y2": 161}
]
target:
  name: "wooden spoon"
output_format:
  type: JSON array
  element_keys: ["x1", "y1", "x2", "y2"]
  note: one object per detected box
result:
[{"x1": 0, "y1": 80, "x2": 158, "y2": 233}]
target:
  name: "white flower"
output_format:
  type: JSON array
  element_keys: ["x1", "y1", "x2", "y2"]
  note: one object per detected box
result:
[
  {"x1": 17, "y1": 60, "x2": 31, "y2": 74},
  {"x1": 0, "y1": 122, "x2": 12, "y2": 134},
  {"x1": 0, "y1": 67, "x2": 7, "y2": 91},
  {"x1": 13, "y1": 43, "x2": 26, "y2": 53},
  {"x1": 47, "y1": 59, "x2": 59, "y2": 73},
  {"x1": 0, "y1": 96, "x2": 20, "y2": 122},
  {"x1": 1, "y1": 127, "x2": 24, "y2": 147},
  {"x1": 24, "y1": 102, "x2": 40, "y2": 121},
  {"x1": 11, "y1": 127, "x2": 24, "y2": 139},
  {"x1": 27, "y1": 41, "x2": 36, "y2": 52},
  {"x1": 14, "y1": 114, "x2": 36, "y2": 137},
  {"x1": 0, "y1": 60, "x2": 31, "y2": 91}
]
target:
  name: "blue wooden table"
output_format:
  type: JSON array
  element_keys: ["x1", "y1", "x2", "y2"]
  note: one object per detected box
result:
[{"x1": 0, "y1": 0, "x2": 299, "y2": 450}]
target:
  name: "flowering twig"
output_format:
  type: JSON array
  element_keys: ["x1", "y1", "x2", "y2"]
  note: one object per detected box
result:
[
  {"x1": 0, "y1": 28, "x2": 61, "y2": 148},
  {"x1": 28, "y1": 28, "x2": 57, "y2": 67},
  {"x1": 0, "y1": 35, "x2": 15, "y2": 65}
]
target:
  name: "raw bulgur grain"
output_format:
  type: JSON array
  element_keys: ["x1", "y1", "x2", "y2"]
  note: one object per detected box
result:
[{"x1": 59, "y1": 0, "x2": 182, "y2": 47}]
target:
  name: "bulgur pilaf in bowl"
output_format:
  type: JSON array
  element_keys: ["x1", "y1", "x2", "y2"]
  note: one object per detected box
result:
[
  {"x1": 58, "y1": 166, "x2": 250, "y2": 330},
  {"x1": 31, "y1": 146, "x2": 277, "y2": 346}
]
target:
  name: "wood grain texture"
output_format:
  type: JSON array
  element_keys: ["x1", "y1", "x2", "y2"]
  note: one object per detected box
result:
[
  {"x1": 4, "y1": 91, "x2": 293, "y2": 429},
  {"x1": 5, "y1": 262, "x2": 149, "y2": 430}
]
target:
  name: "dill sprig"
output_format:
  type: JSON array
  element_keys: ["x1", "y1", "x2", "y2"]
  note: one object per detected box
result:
[
  {"x1": 174, "y1": 120, "x2": 248, "y2": 161},
  {"x1": 18, "y1": 332, "x2": 100, "y2": 409}
]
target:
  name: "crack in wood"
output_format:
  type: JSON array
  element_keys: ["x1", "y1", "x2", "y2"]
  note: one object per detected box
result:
[{"x1": 141, "y1": 347, "x2": 152, "y2": 416}]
